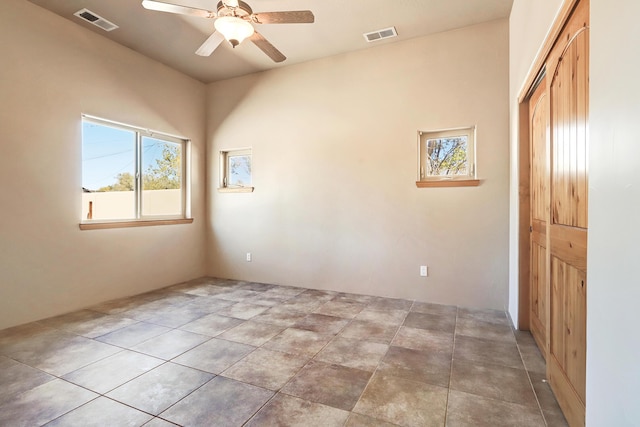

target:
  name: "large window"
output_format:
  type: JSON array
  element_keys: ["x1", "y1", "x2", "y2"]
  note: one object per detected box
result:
[
  {"x1": 81, "y1": 116, "x2": 189, "y2": 225},
  {"x1": 417, "y1": 126, "x2": 478, "y2": 187}
]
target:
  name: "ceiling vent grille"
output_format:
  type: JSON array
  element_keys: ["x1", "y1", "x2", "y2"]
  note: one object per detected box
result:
[
  {"x1": 363, "y1": 26, "x2": 398, "y2": 43},
  {"x1": 74, "y1": 8, "x2": 119, "y2": 32}
]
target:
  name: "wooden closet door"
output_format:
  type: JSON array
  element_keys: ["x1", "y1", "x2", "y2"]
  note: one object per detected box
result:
[
  {"x1": 528, "y1": 76, "x2": 548, "y2": 355},
  {"x1": 547, "y1": 1, "x2": 589, "y2": 425}
]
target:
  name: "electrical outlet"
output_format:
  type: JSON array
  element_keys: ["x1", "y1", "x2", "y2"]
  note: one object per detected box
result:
[
  {"x1": 246, "y1": 252, "x2": 252, "y2": 262},
  {"x1": 420, "y1": 266, "x2": 428, "y2": 277}
]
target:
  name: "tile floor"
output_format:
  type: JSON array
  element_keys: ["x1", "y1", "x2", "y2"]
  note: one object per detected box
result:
[{"x1": 0, "y1": 277, "x2": 568, "y2": 427}]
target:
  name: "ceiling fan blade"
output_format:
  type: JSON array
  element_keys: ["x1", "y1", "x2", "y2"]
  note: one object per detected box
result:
[
  {"x1": 251, "y1": 11, "x2": 315, "y2": 24},
  {"x1": 141, "y1": 0, "x2": 216, "y2": 19},
  {"x1": 195, "y1": 31, "x2": 225, "y2": 56},
  {"x1": 249, "y1": 31, "x2": 286, "y2": 63}
]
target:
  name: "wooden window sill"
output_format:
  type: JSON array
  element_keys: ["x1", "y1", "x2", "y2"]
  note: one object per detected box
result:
[
  {"x1": 79, "y1": 218, "x2": 193, "y2": 230},
  {"x1": 218, "y1": 187, "x2": 254, "y2": 193},
  {"x1": 416, "y1": 179, "x2": 480, "y2": 188}
]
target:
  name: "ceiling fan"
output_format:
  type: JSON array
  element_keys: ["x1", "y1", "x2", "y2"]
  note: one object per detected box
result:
[{"x1": 141, "y1": 0, "x2": 314, "y2": 63}]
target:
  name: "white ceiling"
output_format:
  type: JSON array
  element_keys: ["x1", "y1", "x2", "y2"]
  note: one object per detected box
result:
[{"x1": 27, "y1": 0, "x2": 513, "y2": 83}]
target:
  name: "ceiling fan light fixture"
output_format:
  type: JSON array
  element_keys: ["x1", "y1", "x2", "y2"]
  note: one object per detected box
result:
[{"x1": 214, "y1": 16, "x2": 254, "y2": 47}]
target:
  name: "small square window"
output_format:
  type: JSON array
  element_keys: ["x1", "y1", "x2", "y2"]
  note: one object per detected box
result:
[
  {"x1": 418, "y1": 127, "x2": 476, "y2": 181},
  {"x1": 219, "y1": 149, "x2": 253, "y2": 192}
]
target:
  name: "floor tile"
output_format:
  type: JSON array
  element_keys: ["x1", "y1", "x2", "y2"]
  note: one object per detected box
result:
[
  {"x1": 368, "y1": 297, "x2": 413, "y2": 311},
  {"x1": 183, "y1": 296, "x2": 235, "y2": 313},
  {"x1": 454, "y1": 335, "x2": 524, "y2": 369},
  {"x1": 138, "y1": 291, "x2": 197, "y2": 307},
  {"x1": 345, "y1": 413, "x2": 400, "y2": 427},
  {"x1": 519, "y1": 342, "x2": 547, "y2": 374},
  {"x1": 392, "y1": 326, "x2": 453, "y2": 354},
  {"x1": 457, "y1": 307, "x2": 511, "y2": 326},
  {"x1": 172, "y1": 338, "x2": 255, "y2": 373},
  {"x1": 262, "y1": 328, "x2": 333, "y2": 357},
  {"x1": 331, "y1": 292, "x2": 375, "y2": 305},
  {"x1": 411, "y1": 301, "x2": 458, "y2": 316},
  {"x1": 450, "y1": 359, "x2": 537, "y2": 407},
  {"x1": 141, "y1": 418, "x2": 178, "y2": 427},
  {"x1": 5, "y1": 330, "x2": 120, "y2": 377},
  {"x1": 222, "y1": 348, "x2": 308, "y2": 390},
  {"x1": 355, "y1": 308, "x2": 407, "y2": 326},
  {"x1": 38, "y1": 310, "x2": 137, "y2": 339},
  {"x1": 294, "y1": 313, "x2": 350, "y2": 334},
  {"x1": 62, "y1": 350, "x2": 164, "y2": 394},
  {"x1": 544, "y1": 411, "x2": 570, "y2": 427},
  {"x1": 217, "y1": 321, "x2": 285, "y2": 346},
  {"x1": 0, "y1": 278, "x2": 568, "y2": 427},
  {"x1": 339, "y1": 320, "x2": 399, "y2": 344},
  {"x1": 179, "y1": 284, "x2": 232, "y2": 297},
  {"x1": 178, "y1": 313, "x2": 244, "y2": 336},
  {"x1": 262, "y1": 286, "x2": 306, "y2": 298},
  {"x1": 237, "y1": 282, "x2": 276, "y2": 292},
  {"x1": 403, "y1": 311, "x2": 456, "y2": 333},
  {"x1": 247, "y1": 393, "x2": 349, "y2": 427},
  {"x1": 353, "y1": 373, "x2": 448, "y2": 427},
  {"x1": 298, "y1": 289, "x2": 337, "y2": 300},
  {"x1": 314, "y1": 336, "x2": 388, "y2": 371},
  {"x1": 45, "y1": 396, "x2": 153, "y2": 427},
  {"x1": 131, "y1": 329, "x2": 210, "y2": 360},
  {"x1": 96, "y1": 322, "x2": 171, "y2": 348},
  {"x1": 0, "y1": 356, "x2": 55, "y2": 402},
  {"x1": 529, "y1": 372, "x2": 566, "y2": 418},
  {"x1": 160, "y1": 376, "x2": 273, "y2": 426},
  {"x1": 106, "y1": 362, "x2": 213, "y2": 415},
  {"x1": 314, "y1": 300, "x2": 366, "y2": 318},
  {"x1": 455, "y1": 317, "x2": 515, "y2": 343},
  {"x1": 215, "y1": 302, "x2": 269, "y2": 319},
  {"x1": 0, "y1": 379, "x2": 98, "y2": 427},
  {"x1": 445, "y1": 389, "x2": 545, "y2": 426},
  {"x1": 141, "y1": 304, "x2": 212, "y2": 328},
  {"x1": 214, "y1": 289, "x2": 263, "y2": 302},
  {"x1": 378, "y1": 345, "x2": 451, "y2": 388},
  {"x1": 0, "y1": 322, "x2": 56, "y2": 351},
  {"x1": 279, "y1": 297, "x2": 325, "y2": 313},
  {"x1": 121, "y1": 300, "x2": 177, "y2": 322},
  {"x1": 281, "y1": 360, "x2": 371, "y2": 411},
  {"x1": 251, "y1": 309, "x2": 309, "y2": 326},
  {"x1": 90, "y1": 296, "x2": 154, "y2": 315},
  {"x1": 245, "y1": 294, "x2": 292, "y2": 307}
]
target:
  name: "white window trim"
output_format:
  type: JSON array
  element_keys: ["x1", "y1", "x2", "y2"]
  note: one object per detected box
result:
[
  {"x1": 219, "y1": 148, "x2": 254, "y2": 193},
  {"x1": 417, "y1": 126, "x2": 477, "y2": 182},
  {"x1": 80, "y1": 114, "x2": 192, "y2": 228}
]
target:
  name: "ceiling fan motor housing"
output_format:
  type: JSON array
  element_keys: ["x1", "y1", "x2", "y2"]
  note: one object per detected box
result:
[{"x1": 216, "y1": 1, "x2": 253, "y2": 18}]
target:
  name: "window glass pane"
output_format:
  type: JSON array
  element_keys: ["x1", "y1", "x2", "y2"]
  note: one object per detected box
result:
[
  {"x1": 141, "y1": 137, "x2": 182, "y2": 217},
  {"x1": 227, "y1": 154, "x2": 251, "y2": 187},
  {"x1": 426, "y1": 136, "x2": 468, "y2": 176},
  {"x1": 82, "y1": 122, "x2": 135, "y2": 220}
]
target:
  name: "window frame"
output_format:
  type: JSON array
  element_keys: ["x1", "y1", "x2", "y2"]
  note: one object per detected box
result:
[
  {"x1": 80, "y1": 115, "x2": 192, "y2": 229},
  {"x1": 219, "y1": 148, "x2": 254, "y2": 193},
  {"x1": 416, "y1": 126, "x2": 479, "y2": 188}
]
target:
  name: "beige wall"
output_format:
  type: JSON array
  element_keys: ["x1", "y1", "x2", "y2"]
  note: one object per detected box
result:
[
  {"x1": 0, "y1": 0, "x2": 207, "y2": 329},
  {"x1": 510, "y1": 0, "x2": 640, "y2": 423},
  {"x1": 206, "y1": 19, "x2": 510, "y2": 310}
]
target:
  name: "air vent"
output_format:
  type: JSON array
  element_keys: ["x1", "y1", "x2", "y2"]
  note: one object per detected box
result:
[
  {"x1": 363, "y1": 26, "x2": 398, "y2": 43},
  {"x1": 73, "y1": 8, "x2": 119, "y2": 32}
]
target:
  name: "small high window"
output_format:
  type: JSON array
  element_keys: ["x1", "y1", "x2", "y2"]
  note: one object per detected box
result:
[
  {"x1": 219, "y1": 149, "x2": 253, "y2": 192},
  {"x1": 81, "y1": 116, "x2": 190, "y2": 227},
  {"x1": 417, "y1": 127, "x2": 479, "y2": 187}
]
